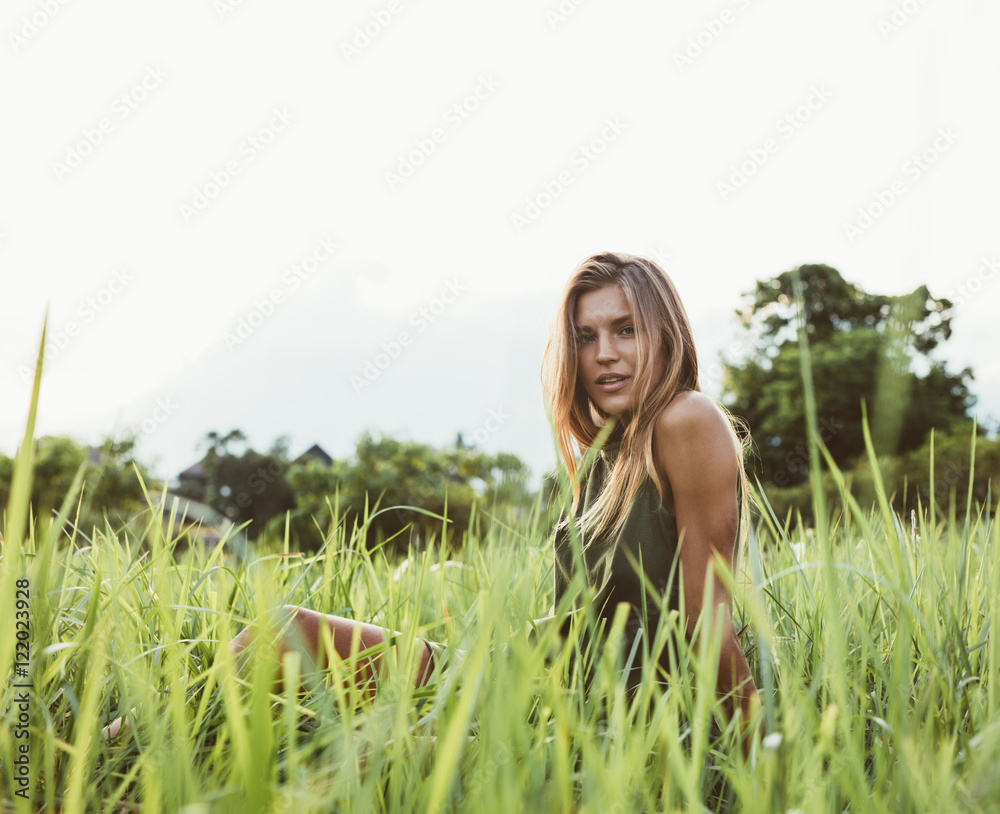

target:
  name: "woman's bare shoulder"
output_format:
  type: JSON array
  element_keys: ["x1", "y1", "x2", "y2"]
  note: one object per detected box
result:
[
  {"x1": 653, "y1": 391, "x2": 740, "y2": 484},
  {"x1": 656, "y1": 391, "x2": 731, "y2": 438},
  {"x1": 653, "y1": 392, "x2": 740, "y2": 533}
]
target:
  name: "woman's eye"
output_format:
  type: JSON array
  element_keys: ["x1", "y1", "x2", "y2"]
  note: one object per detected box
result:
[
  {"x1": 576, "y1": 334, "x2": 593, "y2": 345},
  {"x1": 621, "y1": 325, "x2": 635, "y2": 336}
]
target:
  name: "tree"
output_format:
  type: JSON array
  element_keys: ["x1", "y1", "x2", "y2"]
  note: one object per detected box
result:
[
  {"x1": 723, "y1": 264, "x2": 975, "y2": 489},
  {"x1": 279, "y1": 431, "x2": 534, "y2": 553},
  {"x1": 178, "y1": 430, "x2": 296, "y2": 541},
  {"x1": 0, "y1": 434, "x2": 151, "y2": 536}
]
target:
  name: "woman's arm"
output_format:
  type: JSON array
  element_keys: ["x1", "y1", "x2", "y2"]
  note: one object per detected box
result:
[{"x1": 653, "y1": 392, "x2": 760, "y2": 744}]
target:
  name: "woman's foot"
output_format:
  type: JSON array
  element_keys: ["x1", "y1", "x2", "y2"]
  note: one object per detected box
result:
[{"x1": 102, "y1": 712, "x2": 131, "y2": 740}]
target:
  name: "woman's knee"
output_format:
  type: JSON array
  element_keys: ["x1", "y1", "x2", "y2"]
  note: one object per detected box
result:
[
  {"x1": 416, "y1": 640, "x2": 435, "y2": 687},
  {"x1": 230, "y1": 605, "x2": 305, "y2": 655}
]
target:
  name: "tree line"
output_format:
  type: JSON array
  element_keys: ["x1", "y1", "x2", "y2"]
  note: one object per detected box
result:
[{"x1": 2, "y1": 263, "x2": 995, "y2": 547}]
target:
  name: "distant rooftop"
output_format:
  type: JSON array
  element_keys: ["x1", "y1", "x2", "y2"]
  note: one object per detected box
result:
[
  {"x1": 292, "y1": 444, "x2": 333, "y2": 467},
  {"x1": 178, "y1": 457, "x2": 209, "y2": 482},
  {"x1": 177, "y1": 443, "x2": 332, "y2": 482}
]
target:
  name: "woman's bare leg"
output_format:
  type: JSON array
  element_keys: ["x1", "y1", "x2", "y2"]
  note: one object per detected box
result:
[
  {"x1": 229, "y1": 604, "x2": 435, "y2": 696},
  {"x1": 104, "y1": 605, "x2": 435, "y2": 740}
]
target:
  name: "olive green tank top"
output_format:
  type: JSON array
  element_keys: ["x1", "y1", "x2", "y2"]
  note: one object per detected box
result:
[{"x1": 552, "y1": 434, "x2": 742, "y2": 692}]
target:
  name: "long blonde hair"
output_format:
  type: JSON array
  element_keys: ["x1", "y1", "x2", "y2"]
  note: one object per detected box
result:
[{"x1": 540, "y1": 252, "x2": 751, "y2": 558}]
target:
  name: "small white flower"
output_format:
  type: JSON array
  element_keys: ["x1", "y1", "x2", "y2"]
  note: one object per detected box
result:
[
  {"x1": 429, "y1": 561, "x2": 472, "y2": 574},
  {"x1": 790, "y1": 542, "x2": 806, "y2": 561},
  {"x1": 762, "y1": 732, "x2": 783, "y2": 750},
  {"x1": 391, "y1": 557, "x2": 413, "y2": 582}
]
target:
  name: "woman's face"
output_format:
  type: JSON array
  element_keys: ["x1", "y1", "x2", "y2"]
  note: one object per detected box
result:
[{"x1": 574, "y1": 284, "x2": 660, "y2": 423}]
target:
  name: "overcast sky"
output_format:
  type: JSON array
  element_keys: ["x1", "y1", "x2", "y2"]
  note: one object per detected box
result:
[{"x1": 2, "y1": 0, "x2": 998, "y2": 492}]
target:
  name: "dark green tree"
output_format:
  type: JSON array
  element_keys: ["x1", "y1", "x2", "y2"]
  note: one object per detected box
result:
[
  {"x1": 179, "y1": 430, "x2": 296, "y2": 541},
  {"x1": 278, "y1": 431, "x2": 533, "y2": 553},
  {"x1": 723, "y1": 264, "x2": 975, "y2": 489},
  {"x1": 0, "y1": 434, "x2": 151, "y2": 535}
]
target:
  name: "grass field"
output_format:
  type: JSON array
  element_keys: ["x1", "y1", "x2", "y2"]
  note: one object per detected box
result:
[{"x1": 2, "y1": 332, "x2": 999, "y2": 813}]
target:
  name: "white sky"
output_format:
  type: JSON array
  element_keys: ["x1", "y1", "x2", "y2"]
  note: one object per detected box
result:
[{"x1": 2, "y1": 0, "x2": 998, "y2": 492}]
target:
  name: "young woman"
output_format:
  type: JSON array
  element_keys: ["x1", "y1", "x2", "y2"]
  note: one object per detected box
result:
[
  {"x1": 105, "y1": 251, "x2": 759, "y2": 739},
  {"x1": 539, "y1": 251, "x2": 759, "y2": 729}
]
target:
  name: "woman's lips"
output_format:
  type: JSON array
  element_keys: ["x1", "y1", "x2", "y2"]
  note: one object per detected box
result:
[{"x1": 597, "y1": 376, "x2": 629, "y2": 392}]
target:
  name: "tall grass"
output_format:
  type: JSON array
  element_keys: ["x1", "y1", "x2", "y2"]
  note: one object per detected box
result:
[{"x1": 2, "y1": 320, "x2": 998, "y2": 813}]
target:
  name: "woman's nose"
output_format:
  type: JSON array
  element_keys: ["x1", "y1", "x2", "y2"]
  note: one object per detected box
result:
[{"x1": 596, "y1": 334, "x2": 618, "y2": 360}]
